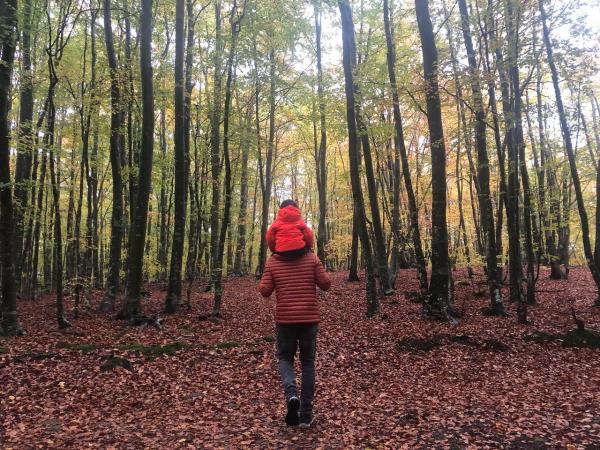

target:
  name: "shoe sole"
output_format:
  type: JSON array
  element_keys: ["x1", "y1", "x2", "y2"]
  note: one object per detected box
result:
[{"x1": 285, "y1": 398, "x2": 300, "y2": 426}]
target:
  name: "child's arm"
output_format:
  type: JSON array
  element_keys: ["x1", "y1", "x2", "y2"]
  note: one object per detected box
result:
[
  {"x1": 266, "y1": 224, "x2": 277, "y2": 252},
  {"x1": 259, "y1": 259, "x2": 275, "y2": 297},
  {"x1": 314, "y1": 256, "x2": 331, "y2": 292}
]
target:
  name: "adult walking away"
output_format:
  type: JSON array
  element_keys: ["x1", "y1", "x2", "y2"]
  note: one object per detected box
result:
[{"x1": 259, "y1": 202, "x2": 331, "y2": 428}]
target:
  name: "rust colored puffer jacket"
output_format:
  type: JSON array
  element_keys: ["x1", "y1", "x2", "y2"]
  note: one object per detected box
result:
[{"x1": 259, "y1": 252, "x2": 331, "y2": 324}]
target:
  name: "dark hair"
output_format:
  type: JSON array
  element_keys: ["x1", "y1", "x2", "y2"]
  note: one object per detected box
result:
[{"x1": 280, "y1": 199, "x2": 298, "y2": 209}]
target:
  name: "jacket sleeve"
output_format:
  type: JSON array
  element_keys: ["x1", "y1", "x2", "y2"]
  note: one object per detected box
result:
[
  {"x1": 314, "y1": 256, "x2": 331, "y2": 292},
  {"x1": 302, "y1": 225, "x2": 315, "y2": 249},
  {"x1": 266, "y1": 224, "x2": 276, "y2": 253},
  {"x1": 259, "y1": 259, "x2": 275, "y2": 297}
]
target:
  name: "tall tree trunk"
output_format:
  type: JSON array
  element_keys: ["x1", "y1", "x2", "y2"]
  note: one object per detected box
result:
[
  {"x1": 491, "y1": 0, "x2": 524, "y2": 307},
  {"x1": 29, "y1": 129, "x2": 48, "y2": 298},
  {"x1": 457, "y1": 0, "x2": 504, "y2": 314},
  {"x1": 481, "y1": 0, "x2": 508, "y2": 259},
  {"x1": 213, "y1": 1, "x2": 244, "y2": 316},
  {"x1": 0, "y1": 0, "x2": 24, "y2": 335},
  {"x1": 348, "y1": 205, "x2": 360, "y2": 281},
  {"x1": 356, "y1": 105, "x2": 392, "y2": 294},
  {"x1": 209, "y1": 1, "x2": 223, "y2": 288},
  {"x1": 165, "y1": 0, "x2": 187, "y2": 313},
  {"x1": 233, "y1": 110, "x2": 250, "y2": 275},
  {"x1": 100, "y1": 0, "x2": 124, "y2": 312},
  {"x1": 539, "y1": 0, "x2": 600, "y2": 304},
  {"x1": 455, "y1": 126, "x2": 473, "y2": 278},
  {"x1": 257, "y1": 47, "x2": 276, "y2": 276},
  {"x1": 76, "y1": 10, "x2": 98, "y2": 291},
  {"x1": 314, "y1": 0, "x2": 328, "y2": 266},
  {"x1": 13, "y1": 0, "x2": 34, "y2": 293},
  {"x1": 46, "y1": 100, "x2": 70, "y2": 329},
  {"x1": 536, "y1": 63, "x2": 562, "y2": 279},
  {"x1": 119, "y1": 0, "x2": 154, "y2": 319},
  {"x1": 415, "y1": 0, "x2": 451, "y2": 320},
  {"x1": 184, "y1": 0, "x2": 198, "y2": 291},
  {"x1": 506, "y1": 0, "x2": 535, "y2": 313},
  {"x1": 158, "y1": 109, "x2": 168, "y2": 280},
  {"x1": 383, "y1": 0, "x2": 427, "y2": 295},
  {"x1": 338, "y1": 0, "x2": 378, "y2": 316}
]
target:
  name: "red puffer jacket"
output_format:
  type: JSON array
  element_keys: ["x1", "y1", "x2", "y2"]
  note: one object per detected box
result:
[
  {"x1": 259, "y1": 252, "x2": 331, "y2": 324},
  {"x1": 266, "y1": 206, "x2": 314, "y2": 253}
]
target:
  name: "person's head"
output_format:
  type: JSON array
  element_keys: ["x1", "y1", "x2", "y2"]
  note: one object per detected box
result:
[{"x1": 280, "y1": 199, "x2": 298, "y2": 209}]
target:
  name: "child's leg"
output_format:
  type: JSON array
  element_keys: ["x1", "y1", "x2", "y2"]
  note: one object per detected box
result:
[
  {"x1": 276, "y1": 324, "x2": 299, "y2": 400},
  {"x1": 298, "y1": 323, "x2": 318, "y2": 414}
]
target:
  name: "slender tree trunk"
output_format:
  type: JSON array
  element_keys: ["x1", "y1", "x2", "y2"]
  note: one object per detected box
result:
[
  {"x1": 209, "y1": 1, "x2": 223, "y2": 290},
  {"x1": 506, "y1": 1, "x2": 535, "y2": 311},
  {"x1": 100, "y1": 0, "x2": 124, "y2": 312},
  {"x1": 416, "y1": 0, "x2": 451, "y2": 320},
  {"x1": 30, "y1": 130, "x2": 48, "y2": 298},
  {"x1": 338, "y1": 0, "x2": 378, "y2": 316},
  {"x1": 0, "y1": 0, "x2": 24, "y2": 335},
  {"x1": 457, "y1": 0, "x2": 504, "y2": 314},
  {"x1": 165, "y1": 0, "x2": 187, "y2": 313},
  {"x1": 233, "y1": 110, "x2": 250, "y2": 275},
  {"x1": 491, "y1": 0, "x2": 524, "y2": 307},
  {"x1": 348, "y1": 205, "x2": 360, "y2": 281},
  {"x1": 46, "y1": 99, "x2": 70, "y2": 329},
  {"x1": 184, "y1": 0, "x2": 198, "y2": 291},
  {"x1": 383, "y1": 0, "x2": 427, "y2": 295},
  {"x1": 539, "y1": 0, "x2": 600, "y2": 304},
  {"x1": 537, "y1": 63, "x2": 562, "y2": 279},
  {"x1": 314, "y1": 0, "x2": 328, "y2": 266},
  {"x1": 158, "y1": 109, "x2": 168, "y2": 280},
  {"x1": 119, "y1": 0, "x2": 154, "y2": 319},
  {"x1": 257, "y1": 47, "x2": 276, "y2": 276},
  {"x1": 13, "y1": 0, "x2": 34, "y2": 293},
  {"x1": 356, "y1": 105, "x2": 393, "y2": 294},
  {"x1": 213, "y1": 1, "x2": 244, "y2": 316},
  {"x1": 481, "y1": 0, "x2": 508, "y2": 260}
]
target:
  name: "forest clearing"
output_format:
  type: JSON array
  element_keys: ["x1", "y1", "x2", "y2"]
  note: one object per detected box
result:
[
  {"x1": 2, "y1": 269, "x2": 600, "y2": 448},
  {"x1": 2, "y1": 0, "x2": 600, "y2": 446}
]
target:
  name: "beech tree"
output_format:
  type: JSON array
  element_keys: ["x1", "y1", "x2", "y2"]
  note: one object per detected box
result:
[
  {"x1": 0, "y1": 0, "x2": 24, "y2": 335},
  {"x1": 415, "y1": 0, "x2": 451, "y2": 320},
  {"x1": 119, "y1": 0, "x2": 154, "y2": 320}
]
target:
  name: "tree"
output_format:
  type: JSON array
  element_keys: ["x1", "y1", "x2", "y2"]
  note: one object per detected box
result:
[
  {"x1": 209, "y1": 0, "x2": 223, "y2": 291},
  {"x1": 119, "y1": 0, "x2": 154, "y2": 320},
  {"x1": 165, "y1": 0, "x2": 187, "y2": 313},
  {"x1": 213, "y1": 0, "x2": 246, "y2": 317},
  {"x1": 383, "y1": 0, "x2": 427, "y2": 296},
  {"x1": 13, "y1": 0, "x2": 34, "y2": 293},
  {"x1": 100, "y1": 0, "x2": 124, "y2": 312},
  {"x1": 415, "y1": 0, "x2": 451, "y2": 320},
  {"x1": 457, "y1": 0, "x2": 504, "y2": 315},
  {"x1": 539, "y1": 0, "x2": 600, "y2": 306},
  {"x1": 314, "y1": 0, "x2": 328, "y2": 266},
  {"x1": 43, "y1": 0, "x2": 79, "y2": 329},
  {"x1": 338, "y1": 0, "x2": 378, "y2": 316},
  {"x1": 257, "y1": 47, "x2": 276, "y2": 276},
  {"x1": 0, "y1": 0, "x2": 24, "y2": 335}
]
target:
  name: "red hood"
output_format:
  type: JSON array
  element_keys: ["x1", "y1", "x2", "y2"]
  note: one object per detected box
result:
[{"x1": 276, "y1": 205, "x2": 302, "y2": 223}]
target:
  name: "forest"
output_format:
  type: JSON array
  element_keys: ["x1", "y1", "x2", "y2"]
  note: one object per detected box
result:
[{"x1": 1, "y1": 0, "x2": 600, "y2": 447}]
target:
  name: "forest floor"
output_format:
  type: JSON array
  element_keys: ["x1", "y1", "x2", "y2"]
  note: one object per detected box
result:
[{"x1": 2, "y1": 268, "x2": 600, "y2": 449}]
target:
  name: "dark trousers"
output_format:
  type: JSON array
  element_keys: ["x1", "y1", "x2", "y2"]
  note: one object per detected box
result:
[{"x1": 276, "y1": 323, "x2": 318, "y2": 414}]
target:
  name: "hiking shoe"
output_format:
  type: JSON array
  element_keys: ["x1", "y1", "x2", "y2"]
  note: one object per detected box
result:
[
  {"x1": 298, "y1": 412, "x2": 315, "y2": 428},
  {"x1": 285, "y1": 396, "x2": 300, "y2": 426}
]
